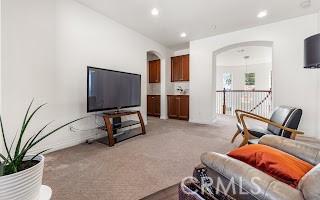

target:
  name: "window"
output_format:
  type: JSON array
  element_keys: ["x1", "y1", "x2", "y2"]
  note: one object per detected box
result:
[
  {"x1": 223, "y1": 73, "x2": 232, "y2": 90},
  {"x1": 245, "y1": 73, "x2": 255, "y2": 90}
]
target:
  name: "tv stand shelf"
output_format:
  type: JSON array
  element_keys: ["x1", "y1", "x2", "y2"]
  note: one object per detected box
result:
[
  {"x1": 99, "y1": 120, "x2": 140, "y2": 131},
  {"x1": 98, "y1": 110, "x2": 146, "y2": 147}
]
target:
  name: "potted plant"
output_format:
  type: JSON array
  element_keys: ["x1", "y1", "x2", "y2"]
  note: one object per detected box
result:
[{"x1": 0, "y1": 100, "x2": 82, "y2": 200}]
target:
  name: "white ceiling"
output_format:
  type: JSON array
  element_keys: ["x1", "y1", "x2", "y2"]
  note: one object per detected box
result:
[
  {"x1": 216, "y1": 46, "x2": 272, "y2": 66},
  {"x1": 75, "y1": 0, "x2": 320, "y2": 50}
]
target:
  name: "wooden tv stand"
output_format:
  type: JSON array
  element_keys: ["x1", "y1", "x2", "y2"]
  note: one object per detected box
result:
[{"x1": 100, "y1": 110, "x2": 146, "y2": 147}]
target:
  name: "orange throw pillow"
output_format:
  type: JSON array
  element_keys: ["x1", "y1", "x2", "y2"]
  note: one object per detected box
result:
[{"x1": 228, "y1": 144, "x2": 313, "y2": 188}]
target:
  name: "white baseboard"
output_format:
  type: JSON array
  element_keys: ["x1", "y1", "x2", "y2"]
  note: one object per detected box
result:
[
  {"x1": 28, "y1": 132, "x2": 106, "y2": 155},
  {"x1": 189, "y1": 118, "x2": 218, "y2": 125},
  {"x1": 211, "y1": 118, "x2": 219, "y2": 124},
  {"x1": 160, "y1": 115, "x2": 168, "y2": 120}
]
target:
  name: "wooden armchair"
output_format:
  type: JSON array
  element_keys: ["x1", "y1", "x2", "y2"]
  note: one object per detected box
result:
[{"x1": 231, "y1": 106, "x2": 304, "y2": 147}]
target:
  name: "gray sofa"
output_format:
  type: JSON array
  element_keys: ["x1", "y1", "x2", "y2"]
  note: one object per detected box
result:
[{"x1": 197, "y1": 135, "x2": 320, "y2": 200}]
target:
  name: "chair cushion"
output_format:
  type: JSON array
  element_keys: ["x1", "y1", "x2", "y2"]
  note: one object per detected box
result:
[
  {"x1": 228, "y1": 144, "x2": 313, "y2": 188},
  {"x1": 267, "y1": 106, "x2": 295, "y2": 135},
  {"x1": 298, "y1": 163, "x2": 320, "y2": 200},
  {"x1": 249, "y1": 127, "x2": 274, "y2": 138},
  {"x1": 282, "y1": 109, "x2": 302, "y2": 138}
]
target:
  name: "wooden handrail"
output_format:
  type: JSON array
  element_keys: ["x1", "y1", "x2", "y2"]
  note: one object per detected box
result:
[
  {"x1": 249, "y1": 91, "x2": 272, "y2": 112},
  {"x1": 235, "y1": 109, "x2": 269, "y2": 123},
  {"x1": 216, "y1": 90, "x2": 272, "y2": 92},
  {"x1": 217, "y1": 89, "x2": 272, "y2": 117}
]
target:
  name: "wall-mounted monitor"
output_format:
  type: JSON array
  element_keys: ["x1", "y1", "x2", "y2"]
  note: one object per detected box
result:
[{"x1": 304, "y1": 33, "x2": 320, "y2": 69}]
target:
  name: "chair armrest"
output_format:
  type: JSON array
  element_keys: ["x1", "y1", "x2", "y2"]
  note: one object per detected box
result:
[
  {"x1": 240, "y1": 113, "x2": 303, "y2": 135},
  {"x1": 201, "y1": 152, "x2": 304, "y2": 200},
  {"x1": 259, "y1": 135, "x2": 320, "y2": 166},
  {"x1": 235, "y1": 109, "x2": 269, "y2": 123},
  {"x1": 233, "y1": 110, "x2": 271, "y2": 146},
  {"x1": 239, "y1": 113, "x2": 304, "y2": 146}
]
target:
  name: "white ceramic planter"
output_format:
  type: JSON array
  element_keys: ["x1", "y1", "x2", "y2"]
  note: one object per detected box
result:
[{"x1": 0, "y1": 155, "x2": 44, "y2": 200}]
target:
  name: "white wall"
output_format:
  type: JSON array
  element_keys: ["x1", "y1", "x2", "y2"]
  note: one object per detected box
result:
[
  {"x1": 317, "y1": 11, "x2": 320, "y2": 136},
  {"x1": 0, "y1": 1, "x2": 3, "y2": 156},
  {"x1": 147, "y1": 83, "x2": 161, "y2": 95},
  {"x1": 190, "y1": 14, "x2": 320, "y2": 137},
  {"x1": 174, "y1": 49, "x2": 190, "y2": 56},
  {"x1": 1, "y1": 0, "x2": 171, "y2": 153},
  {"x1": 216, "y1": 63, "x2": 272, "y2": 90}
]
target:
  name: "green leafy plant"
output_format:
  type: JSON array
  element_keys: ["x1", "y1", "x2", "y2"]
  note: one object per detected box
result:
[{"x1": 0, "y1": 100, "x2": 83, "y2": 176}]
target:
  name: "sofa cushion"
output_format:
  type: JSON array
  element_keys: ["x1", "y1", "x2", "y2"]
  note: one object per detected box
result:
[
  {"x1": 298, "y1": 163, "x2": 320, "y2": 200},
  {"x1": 228, "y1": 144, "x2": 313, "y2": 187},
  {"x1": 201, "y1": 152, "x2": 304, "y2": 200}
]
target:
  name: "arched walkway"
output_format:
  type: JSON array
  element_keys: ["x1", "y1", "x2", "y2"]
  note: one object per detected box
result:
[
  {"x1": 212, "y1": 41, "x2": 274, "y2": 118},
  {"x1": 146, "y1": 50, "x2": 167, "y2": 120}
]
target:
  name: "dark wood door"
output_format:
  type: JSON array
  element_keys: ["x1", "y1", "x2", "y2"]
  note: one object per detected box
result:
[
  {"x1": 154, "y1": 96, "x2": 161, "y2": 116},
  {"x1": 147, "y1": 95, "x2": 160, "y2": 117},
  {"x1": 179, "y1": 96, "x2": 189, "y2": 120},
  {"x1": 167, "y1": 96, "x2": 179, "y2": 118},
  {"x1": 147, "y1": 95, "x2": 154, "y2": 116},
  {"x1": 155, "y1": 60, "x2": 160, "y2": 82},
  {"x1": 167, "y1": 95, "x2": 189, "y2": 120},
  {"x1": 171, "y1": 55, "x2": 189, "y2": 82},
  {"x1": 149, "y1": 60, "x2": 160, "y2": 83},
  {"x1": 171, "y1": 57, "x2": 181, "y2": 82},
  {"x1": 149, "y1": 61, "x2": 155, "y2": 83},
  {"x1": 181, "y1": 55, "x2": 189, "y2": 81}
]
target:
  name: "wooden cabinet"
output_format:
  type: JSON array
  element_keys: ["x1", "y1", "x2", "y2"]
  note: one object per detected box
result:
[
  {"x1": 171, "y1": 55, "x2": 189, "y2": 82},
  {"x1": 181, "y1": 55, "x2": 189, "y2": 81},
  {"x1": 167, "y1": 95, "x2": 189, "y2": 120},
  {"x1": 168, "y1": 96, "x2": 179, "y2": 118},
  {"x1": 178, "y1": 95, "x2": 189, "y2": 120},
  {"x1": 147, "y1": 95, "x2": 160, "y2": 117},
  {"x1": 171, "y1": 57, "x2": 181, "y2": 82},
  {"x1": 149, "y1": 60, "x2": 160, "y2": 83}
]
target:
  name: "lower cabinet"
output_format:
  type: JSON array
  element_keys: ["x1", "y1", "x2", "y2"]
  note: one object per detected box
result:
[
  {"x1": 167, "y1": 95, "x2": 189, "y2": 120},
  {"x1": 147, "y1": 95, "x2": 161, "y2": 117}
]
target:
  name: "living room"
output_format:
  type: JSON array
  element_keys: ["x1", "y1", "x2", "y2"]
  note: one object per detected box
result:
[{"x1": 1, "y1": 0, "x2": 320, "y2": 200}]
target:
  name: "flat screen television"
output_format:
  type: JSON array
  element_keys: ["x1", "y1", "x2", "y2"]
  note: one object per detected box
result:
[
  {"x1": 87, "y1": 66, "x2": 141, "y2": 112},
  {"x1": 304, "y1": 33, "x2": 320, "y2": 68}
]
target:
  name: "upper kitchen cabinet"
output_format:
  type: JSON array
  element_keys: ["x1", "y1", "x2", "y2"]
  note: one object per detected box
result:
[
  {"x1": 149, "y1": 59, "x2": 161, "y2": 83},
  {"x1": 171, "y1": 54, "x2": 189, "y2": 82}
]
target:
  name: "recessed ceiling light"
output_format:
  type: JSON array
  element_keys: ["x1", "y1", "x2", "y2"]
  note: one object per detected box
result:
[
  {"x1": 257, "y1": 10, "x2": 268, "y2": 18},
  {"x1": 180, "y1": 32, "x2": 187, "y2": 38},
  {"x1": 151, "y1": 8, "x2": 159, "y2": 16}
]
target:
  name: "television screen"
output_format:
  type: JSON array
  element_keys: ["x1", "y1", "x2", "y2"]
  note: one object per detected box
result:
[
  {"x1": 87, "y1": 67, "x2": 141, "y2": 112},
  {"x1": 304, "y1": 33, "x2": 320, "y2": 68}
]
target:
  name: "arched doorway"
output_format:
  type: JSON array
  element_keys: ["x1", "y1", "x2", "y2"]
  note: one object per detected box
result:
[
  {"x1": 212, "y1": 41, "x2": 273, "y2": 118},
  {"x1": 146, "y1": 50, "x2": 167, "y2": 120}
]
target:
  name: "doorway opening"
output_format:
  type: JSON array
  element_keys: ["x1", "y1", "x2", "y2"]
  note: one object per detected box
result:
[
  {"x1": 147, "y1": 51, "x2": 161, "y2": 118},
  {"x1": 214, "y1": 41, "x2": 273, "y2": 118}
]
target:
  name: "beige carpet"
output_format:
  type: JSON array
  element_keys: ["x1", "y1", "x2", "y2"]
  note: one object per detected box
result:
[{"x1": 43, "y1": 116, "x2": 239, "y2": 200}]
